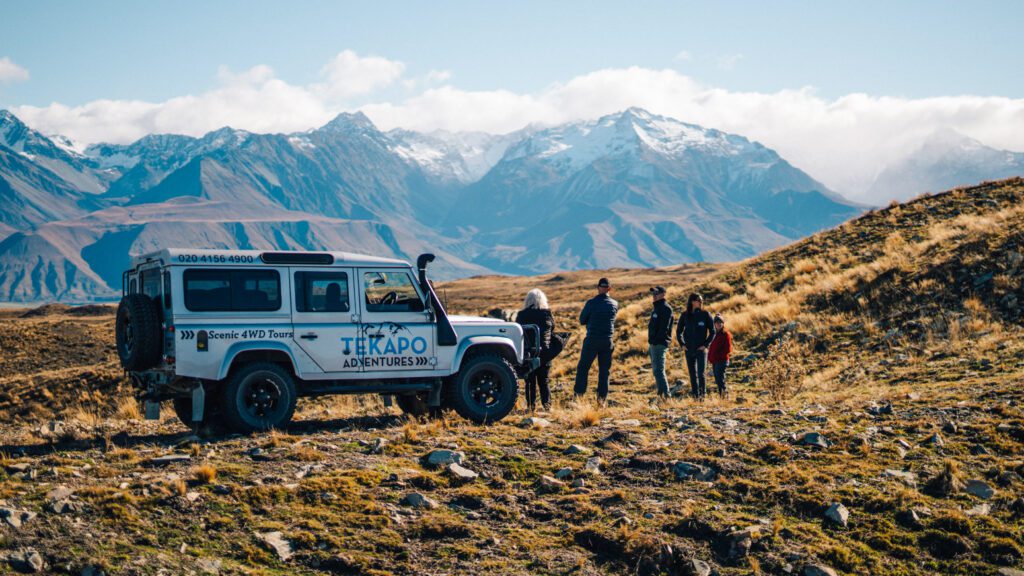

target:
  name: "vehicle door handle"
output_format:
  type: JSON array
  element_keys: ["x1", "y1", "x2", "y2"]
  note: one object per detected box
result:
[{"x1": 300, "y1": 333, "x2": 318, "y2": 340}]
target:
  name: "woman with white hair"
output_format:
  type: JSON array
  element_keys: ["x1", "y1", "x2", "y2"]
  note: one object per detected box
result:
[{"x1": 515, "y1": 288, "x2": 555, "y2": 412}]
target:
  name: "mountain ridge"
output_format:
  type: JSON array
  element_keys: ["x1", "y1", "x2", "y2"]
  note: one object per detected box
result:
[{"x1": 1, "y1": 107, "x2": 863, "y2": 301}]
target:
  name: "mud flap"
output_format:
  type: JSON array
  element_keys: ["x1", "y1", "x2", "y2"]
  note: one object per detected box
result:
[
  {"x1": 382, "y1": 394, "x2": 393, "y2": 407},
  {"x1": 428, "y1": 380, "x2": 443, "y2": 407},
  {"x1": 191, "y1": 385, "x2": 206, "y2": 423},
  {"x1": 144, "y1": 400, "x2": 161, "y2": 420}
]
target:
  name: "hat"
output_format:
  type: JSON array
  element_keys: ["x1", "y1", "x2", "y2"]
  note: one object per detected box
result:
[
  {"x1": 687, "y1": 292, "x2": 703, "y2": 303},
  {"x1": 649, "y1": 286, "x2": 666, "y2": 295},
  {"x1": 597, "y1": 278, "x2": 610, "y2": 288},
  {"x1": 714, "y1": 314, "x2": 725, "y2": 324}
]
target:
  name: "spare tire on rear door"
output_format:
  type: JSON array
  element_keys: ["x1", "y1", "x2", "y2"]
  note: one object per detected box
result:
[{"x1": 116, "y1": 293, "x2": 162, "y2": 371}]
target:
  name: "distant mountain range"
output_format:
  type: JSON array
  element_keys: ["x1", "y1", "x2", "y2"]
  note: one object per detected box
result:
[
  {"x1": 0, "y1": 107, "x2": 870, "y2": 302},
  {"x1": 868, "y1": 128, "x2": 1024, "y2": 202}
]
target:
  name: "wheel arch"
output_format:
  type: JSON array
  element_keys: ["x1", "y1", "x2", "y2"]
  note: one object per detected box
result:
[
  {"x1": 218, "y1": 342, "x2": 298, "y2": 380},
  {"x1": 452, "y1": 337, "x2": 520, "y2": 372}
]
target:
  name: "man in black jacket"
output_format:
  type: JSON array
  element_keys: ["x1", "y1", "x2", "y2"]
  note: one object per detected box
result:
[
  {"x1": 647, "y1": 286, "x2": 674, "y2": 398},
  {"x1": 676, "y1": 293, "x2": 716, "y2": 400},
  {"x1": 574, "y1": 277, "x2": 619, "y2": 404}
]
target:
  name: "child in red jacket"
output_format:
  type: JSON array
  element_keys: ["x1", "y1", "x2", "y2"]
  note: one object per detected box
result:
[{"x1": 707, "y1": 314, "x2": 733, "y2": 397}]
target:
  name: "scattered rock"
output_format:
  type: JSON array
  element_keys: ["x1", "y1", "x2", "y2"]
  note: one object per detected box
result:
[
  {"x1": 965, "y1": 502, "x2": 991, "y2": 517},
  {"x1": 537, "y1": 475, "x2": 565, "y2": 494},
  {"x1": 672, "y1": 462, "x2": 716, "y2": 482},
  {"x1": 965, "y1": 479, "x2": 995, "y2": 500},
  {"x1": 6, "y1": 549, "x2": 44, "y2": 573},
  {"x1": 48, "y1": 499, "x2": 83, "y2": 514},
  {"x1": 447, "y1": 462, "x2": 479, "y2": 481},
  {"x1": 924, "y1": 433, "x2": 945, "y2": 448},
  {"x1": 423, "y1": 449, "x2": 464, "y2": 467},
  {"x1": 564, "y1": 444, "x2": 589, "y2": 455},
  {"x1": 796, "y1": 432, "x2": 829, "y2": 449},
  {"x1": 45, "y1": 486, "x2": 74, "y2": 501},
  {"x1": 597, "y1": 430, "x2": 630, "y2": 446},
  {"x1": 724, "y1": 527, "x2": 756, "y2": 560},
  {"x1": 583, "y1": 457, "x2": 602, "y2": 475},
  {"x1": 521, "y1": 417, "x2": 551, "y2": 429},
  {"x1": 248, "y1": 447, "x2": 274, "y2": 462},
  {"x1": 895, "y1": 509, "x2": 923, "y2": 530},
  {"x1": 998, "y1": 568, "x2": 1024, "y2": 576},
  {"x1": 803, "y1": 564, "x2": 838, "y2": 576},
  {"x1": 369, "y1": 437, "x2": 388, "y2": 454},
  {"x1": 616, "y1": 419, "x2": 641, "y2": 427},
  {"x1": 883, "y1": 469, "x2": 917, "y2": 486},
  {"x1": 401, "y1": 492, "x2": 438, "y2": 510},
  {"x1": 572, "y1": 478, "x2": 585, "y2": 489},
  {"x1": 257, "y1": 531, "x2": 294, "y2": 561},
  {"x1": 0, "y1": 507, "x2": 36, "y2": 529},
  {"x1": 681, "y1": 558, "x2": 711, "y2": 576},
  {"x1": 554, "y1": 467, "x2": 573, "y2": 480},
  {"x1": 145, "y1": 454, "x2": 191, "y2": 467},
  {"x1": 196, "y1": 557, "x2": 222, "y2": 574},
  {"x1": 942, "y1": 421, "x2": 959, "y2": 434},
  {"x1": 824, "y1": 503, "x2": 849, "y2": 527}
]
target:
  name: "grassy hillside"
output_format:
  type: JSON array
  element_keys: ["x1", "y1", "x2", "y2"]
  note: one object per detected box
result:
[{"x1": 0, "y1": 178, "x2": 1021, "y2": 575}]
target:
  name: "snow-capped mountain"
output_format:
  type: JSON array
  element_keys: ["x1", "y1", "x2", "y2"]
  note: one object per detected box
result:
[
  {"x1": 446, "y1": 108, "x2": 862, "y2": 273},
  {"x1": 0, "y1": 110, "x2": 112, "y2": 194},
  {"x1": 0, "y1": 107, "x2": 871, "y2": 301},
  {"x1": 869, "y1": 128, "x2": 1024, "y2": 202},
  {"x1": 386, "y1": 128, "x2": 523, "y2": 184}
]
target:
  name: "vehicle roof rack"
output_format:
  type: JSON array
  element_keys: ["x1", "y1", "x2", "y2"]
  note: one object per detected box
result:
[{"x1": 260, "y1": 252, "x2": 335, "y2": 265}]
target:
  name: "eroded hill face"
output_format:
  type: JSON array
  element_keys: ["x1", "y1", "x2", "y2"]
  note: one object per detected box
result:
[{"x1": 0, "y1": 179, "x2": 1021, "y2": 575}]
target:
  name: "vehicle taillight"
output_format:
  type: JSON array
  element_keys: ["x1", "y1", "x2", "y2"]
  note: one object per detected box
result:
[
  {"x1": 168, "y1": 325, "x2": 175, "y2": 332},
  {"x1": 164, "y1": 356, "x2": 176, "y2": 365}
]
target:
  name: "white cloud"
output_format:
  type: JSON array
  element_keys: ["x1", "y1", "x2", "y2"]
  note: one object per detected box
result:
[
  {"x1": 10, "y1": 53, "x2": 1024, "y2": 200},
  {"x1": 716, "y1": 53, "x2": 743, "y2": 71},
  {"x1": 674, "y1": 50, "x2": 692, "y2": 62},
  {"x1": 314, "y1": 49, "x2": 404, "y2": 100},
  {"x1": 0, "y1": 57, "x2": 29, "y2": 83},
  {"x1": 425, "y1": 69, "x2": 452, "y2": 83}
]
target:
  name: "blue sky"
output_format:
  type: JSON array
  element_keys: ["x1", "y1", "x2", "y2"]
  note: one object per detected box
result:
[
  {"x1": 3, "y1": 0, "x2": 1022, "y2": 107},
  {"x1": 2, "y1": 1, "x2": 1023, "y2": 198}
]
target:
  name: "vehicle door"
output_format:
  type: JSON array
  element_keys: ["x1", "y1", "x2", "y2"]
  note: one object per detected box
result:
[
  {"x1": 290, "y1": 268, "x2": 363, "y2": 374},
  {"x1": 357, "y1": 268, "x2": 435, "y2": 372}
]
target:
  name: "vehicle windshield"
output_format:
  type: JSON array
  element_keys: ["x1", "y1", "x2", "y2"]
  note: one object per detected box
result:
[{"x1": 363, "y1": 271, "x2": 424, "y2": 312}]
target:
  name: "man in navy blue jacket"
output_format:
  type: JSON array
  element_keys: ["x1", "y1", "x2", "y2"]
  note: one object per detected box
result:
[{"x1": 574, "y1": 277, "x2": 619, "y2": 404}]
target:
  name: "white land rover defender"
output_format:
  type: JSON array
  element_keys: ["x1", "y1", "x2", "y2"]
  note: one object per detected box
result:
[{"x1": 115, "y1": 249, "x2": 540, "y2": 433}]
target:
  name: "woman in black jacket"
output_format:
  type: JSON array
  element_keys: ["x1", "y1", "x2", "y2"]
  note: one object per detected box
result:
[
  {"x1": 515, "y1": 288, "x2": 555, "y2": 412},
  {"x1": 675, "y1": 292, "x2": 716, "y2": 400}
]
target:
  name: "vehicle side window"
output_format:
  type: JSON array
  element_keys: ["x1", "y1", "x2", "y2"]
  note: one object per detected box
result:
[
  {"x1": 295, "y1": 272, "x2": 350, "y2": 312},
  {"x1": 183, "y1": 268, "x2": 281, "y2": 312},
  {"x1": 363, "y1": 271, "x2": 424, "y2": 312},
  {"x1": 141, "y1": 269, "x2": 161, "y2": 299},
  {"x1": 162, "y1": 271, "x2": 172, "y2": 309}
]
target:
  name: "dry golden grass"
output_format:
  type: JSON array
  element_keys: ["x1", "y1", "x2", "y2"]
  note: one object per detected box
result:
[{"x1": 192, "y1": 464, "x2": 217, "y2": 484}]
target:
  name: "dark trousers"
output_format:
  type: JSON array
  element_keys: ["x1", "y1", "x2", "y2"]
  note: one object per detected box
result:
[
  {"x1": 685, "y1": 349, "x2": 707, "y2": 399},
  {"x1": 574, "y1": 343, "x2": 612, "y2": 400},
  {"x1": 525, "y1": 364, "x2": 551, "y2": 410},
  {"x1": 712, "y1": 361, "x2": 728, "y2": 396}
]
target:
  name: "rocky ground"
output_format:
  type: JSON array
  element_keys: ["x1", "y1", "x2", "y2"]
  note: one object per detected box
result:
[{"x1": 0, "y1": 179, "x2": 1021, "y2": 575}]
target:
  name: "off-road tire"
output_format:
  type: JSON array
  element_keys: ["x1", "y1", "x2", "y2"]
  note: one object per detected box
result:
[
  {"x1": 395, "y1": 392, "x2": 444, "y2": 419},
  {"x1": 115, "y1": 294, "x2": 162, "y2": 371},
  {"x1": 220, "y1": 363, "x2": 297, "y2": 433},
  {"x1": 445, "y1": 353, "x2": 518, "y2": 423},
  {"x1": 172, "y1": 394, "x2": 226, "y2": 436}
]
